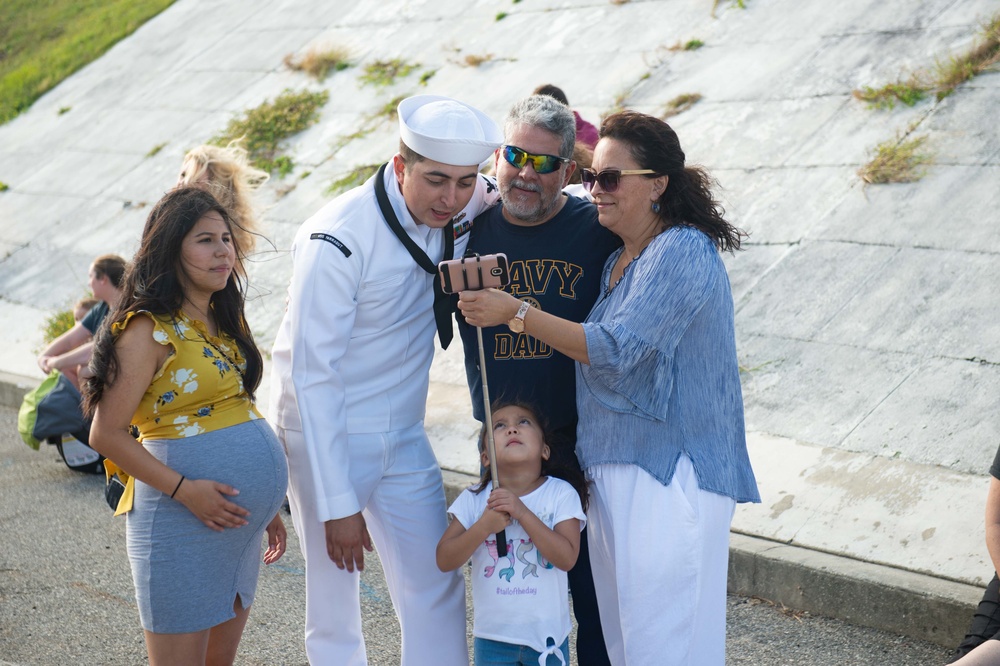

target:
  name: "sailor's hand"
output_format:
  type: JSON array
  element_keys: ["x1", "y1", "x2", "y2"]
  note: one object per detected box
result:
[{"x1": 325, "y1": 512, "x2": 373, "y2": 572}]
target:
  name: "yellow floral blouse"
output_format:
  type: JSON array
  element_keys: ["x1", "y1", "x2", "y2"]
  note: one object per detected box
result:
[{"x1": 113, "y1": 310, "x2": 262, "y2": 441}]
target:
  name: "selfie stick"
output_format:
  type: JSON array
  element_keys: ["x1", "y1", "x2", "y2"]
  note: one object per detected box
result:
[{"x1": 476, "y1": 324, "x2": 508, "y2": 557}]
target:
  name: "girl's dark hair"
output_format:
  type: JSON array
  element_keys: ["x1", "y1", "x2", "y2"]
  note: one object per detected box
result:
[
  {"x1": 82, "y1": 187, "x2": 262, "y2": 416},
  {"x1": 472, "y1": 399, "x2": 589, "y2": 512},
  {"x1": 600, "y1": 111, "x2": 744, "y2": 253},
  {"x1": 92, "y1": 254, "x2": 127, "y2": 288}
]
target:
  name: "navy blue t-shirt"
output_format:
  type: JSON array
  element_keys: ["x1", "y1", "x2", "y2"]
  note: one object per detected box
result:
[
  {"x1": 81, "y1": 301, "x2": 109, "y2": 336},
  {"x1": 457, "y1": 194, "x2": 621, "y2": 432}
]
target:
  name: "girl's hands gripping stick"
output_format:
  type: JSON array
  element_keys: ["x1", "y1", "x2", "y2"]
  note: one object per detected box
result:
[{"x1": 487, "y1": 488, "x2": 526, "y2": 523}]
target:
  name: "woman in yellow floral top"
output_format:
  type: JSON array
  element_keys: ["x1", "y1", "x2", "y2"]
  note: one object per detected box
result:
[{"x1": 84, "y1": 187, "x2": 288, "y2": 665}]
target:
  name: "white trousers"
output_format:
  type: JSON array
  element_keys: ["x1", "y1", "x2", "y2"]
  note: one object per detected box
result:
[
  {"x1": 586, "y1": 457, "x2": 736, "y2": 666},
  {"x1": 277, "y1": 423, "x2": 468, "y2": 666}
]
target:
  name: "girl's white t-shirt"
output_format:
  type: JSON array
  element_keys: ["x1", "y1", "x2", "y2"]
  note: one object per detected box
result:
[{"x1": 448, "y1": 477, "x2": 586, "y2": 653}]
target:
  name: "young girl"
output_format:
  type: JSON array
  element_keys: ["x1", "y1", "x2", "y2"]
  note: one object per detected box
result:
[{"x1": 437, "y1": 401, "x2": 588, "y2": 666}]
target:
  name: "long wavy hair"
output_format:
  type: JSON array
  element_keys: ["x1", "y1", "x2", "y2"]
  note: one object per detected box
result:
[
  {"x1": 472, "y1": 399, "x2": 589, "y2": 512},
  {"x1": 82, "y1": 187, "x2": 262, "y2": 416},
  {"x1": 600, "y1": 111, "x2": 743, "y2": 252}
]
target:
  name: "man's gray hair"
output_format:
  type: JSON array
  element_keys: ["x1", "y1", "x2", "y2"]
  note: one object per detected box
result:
[{"x1": 504, "y1": 95, "x2": 576, "y2": 159}]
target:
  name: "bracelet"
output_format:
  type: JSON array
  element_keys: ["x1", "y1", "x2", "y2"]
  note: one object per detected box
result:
[{"x1": 170, "y1": 475, "x2": 185, "y2": 499}]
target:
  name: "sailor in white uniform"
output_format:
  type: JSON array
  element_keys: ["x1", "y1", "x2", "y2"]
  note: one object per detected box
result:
[{"x1": 270, "y1": 95, "x2": 502, "y2": 665}]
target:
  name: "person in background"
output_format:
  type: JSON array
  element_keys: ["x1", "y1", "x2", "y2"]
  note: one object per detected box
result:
[
  {"x1": 84, "y1": 187, "x2": 287, "y2": 665},
  {"x1": 176, "y1": 143, "x2": 269, "y2": 273},
  {"x1": 533, "y1": 84, "x2": 599, "y2": 150},
  {"x1": 456, "y1": 94, "x2": 618, "y2": 665},
  {"x1": 950, "y1": 445, "x2": 1000, "y2": 664},
  {"x1": 459, "y1": 110, "x2": 760, "y2": 665},
  {"x1": 37, "y1": 254, "x2": 126, "y2": 389},
  {"x1": 73, "y1": 297, "x2": 99, "y2": 323}
]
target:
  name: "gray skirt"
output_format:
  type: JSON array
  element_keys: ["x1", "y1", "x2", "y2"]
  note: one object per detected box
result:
[{"x1": 126, "y1": 419, "x2": 288, "y2": 634}]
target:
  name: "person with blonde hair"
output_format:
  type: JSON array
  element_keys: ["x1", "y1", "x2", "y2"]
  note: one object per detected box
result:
[{"x1": 177, "y1": 143, "x2": 269, "y2": 263}]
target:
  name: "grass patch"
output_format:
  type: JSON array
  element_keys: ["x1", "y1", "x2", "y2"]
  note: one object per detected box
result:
[
  {"x1": 41, "y1": 308, "x2": 76, "y2": 344},
  {"x1": 58, "y1": 106, "x2": 71, "y2": 115},
  {"x1": 326, "y1": 164, "x2": 381, "y2": 196},
  {"x1": 210, "y1": 88, "x2": 329, "y2": 176},
  {"x1": 669, "y1": 39, "x2": 705, "y2": 51},
  {"x1": 711, "y1": 0, "x2": 746, "y2": 16},
  {"x1": 419, "y1": 69, "x2": 437, "y2": 86},
  {"x1": 0, "y1": 181, "x2": 9, "y2": 192},
  {"x1": 0, "y1": 0, "x2": 176, "y2": 124},
  {"x1": 273, "y1": 155, "x2": 294, "y2": 178},
  {"x1": 359, "y1": 58, "x2": 419, "y2": 87},
  {"x1": 858, "y1": 134, "x2": 932, "y2": 185},
  {"x1": 661, "y1": 93, "x2": 703, "y2": 118},
  {"x1": 283, "y1": 45, "x2": 352, "y2": 81},
  {"x1": 934, "y1": 14, "x2": 1000, "y2": 98},
  {"x1": 453, "y1": 53, "x2": 515, "y2": 68},
  {"x1": 854, "y1": 13, "x2": 1000, "y2": 108},
  {"x1": 463, "y1": 53, "x2": 495, "y2": 67},
  {"x1": 329, "y1": 95, "x2": 405, "y2": 155},
  {"x1": 145, "y1": 142, "x2": 167, "y2": 158},
  {"x1": 496, "y1": 11, "x2": 509, "y2": 20},
  {"x1": 602, "y1": 98, "x2": 628, "y2": 121},
  {"x1": 370, "y1": 95, "x2": 406, "y2": 123},
  {"x1": 852, "y1": 80, "x2": 926, "y2": 109}
]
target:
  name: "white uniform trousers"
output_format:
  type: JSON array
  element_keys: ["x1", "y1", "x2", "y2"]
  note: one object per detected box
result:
[
  {"x1": 277, "y1": 422, "x2": 468, "y2": 665},
  {"x1": 586, "y1": 455, "x2": 735, "y2": 666}
]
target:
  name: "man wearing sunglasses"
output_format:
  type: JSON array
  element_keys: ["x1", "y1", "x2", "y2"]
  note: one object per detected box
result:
[
  {"x1": 270, "y1": 95, "x2": 502, "y2": 666},
  {"x1": 456, "y1": 94, "x2": 620, "y2": 666}
]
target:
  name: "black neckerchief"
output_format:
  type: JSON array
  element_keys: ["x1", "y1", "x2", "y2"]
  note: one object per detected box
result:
[{"x1": 374, "y1": 162, "x2": 456, "y2": 348}]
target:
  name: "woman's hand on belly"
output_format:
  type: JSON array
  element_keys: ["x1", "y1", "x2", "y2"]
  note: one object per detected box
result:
[{"x1": 174, "y1": 478, "x2": 250, "y2": 531}]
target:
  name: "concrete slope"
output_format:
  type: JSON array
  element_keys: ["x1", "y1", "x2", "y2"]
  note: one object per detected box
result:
[{"x1": 1, "y1": 0, "x2": 999, "y2": 639}]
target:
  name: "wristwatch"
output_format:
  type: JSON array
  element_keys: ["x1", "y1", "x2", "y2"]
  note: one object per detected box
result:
[{"x1": 508, "y1": 300, "x2": 531, "y2": 333}]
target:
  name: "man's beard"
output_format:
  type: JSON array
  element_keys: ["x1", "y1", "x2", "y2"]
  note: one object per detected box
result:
[{"x1": 501, "y1": 177, "x2": 558, "y2": 224}]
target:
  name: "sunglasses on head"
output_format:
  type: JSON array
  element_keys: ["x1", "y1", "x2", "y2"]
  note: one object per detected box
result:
[
  {"x1": 501, "y1": 145, "x2": 569, "y2": 175},
  {"x1": 580, "y1": 168, "x2": 658, "y2": 193}
]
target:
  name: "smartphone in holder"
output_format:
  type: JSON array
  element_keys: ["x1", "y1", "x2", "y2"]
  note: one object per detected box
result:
[{"x1": 438, "y1": 253, "x2": 510, "y2": 294}]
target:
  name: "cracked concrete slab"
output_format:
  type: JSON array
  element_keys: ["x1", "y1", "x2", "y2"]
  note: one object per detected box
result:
[
  {"x1": 815, "y1": 165, "x2": 1000, "y2": 251},
  {"x1": 738, "y1": 334, "x2": 918, "y2": 448},
  {"x1": 736, "y1": 432, "x2": 991, "y2": 585}
]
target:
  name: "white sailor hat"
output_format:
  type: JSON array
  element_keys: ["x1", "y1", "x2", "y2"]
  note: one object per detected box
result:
[{"x1": 398, "y1": 95, "x2": 502, "y2": 166}]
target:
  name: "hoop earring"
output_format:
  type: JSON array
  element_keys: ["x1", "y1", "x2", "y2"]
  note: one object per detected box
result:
[{"x1": 652, "y1": 202, "x2": 661, "y2": 214}]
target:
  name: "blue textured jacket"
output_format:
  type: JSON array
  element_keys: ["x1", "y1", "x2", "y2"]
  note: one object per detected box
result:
[{"x1": 576, "y1": 225, "x2": 760, "y2": 503}]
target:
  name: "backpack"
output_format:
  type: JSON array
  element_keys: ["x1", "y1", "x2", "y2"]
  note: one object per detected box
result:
[{"x1": 18, "y1": 371, "x2": 103, "y2": 474}]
